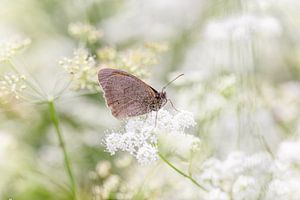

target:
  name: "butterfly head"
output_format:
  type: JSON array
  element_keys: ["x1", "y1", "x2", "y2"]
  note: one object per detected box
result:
[
  {"x1": 160, "y1": 91, "x2": 168, "y2": 107},
  {"x1": 158, "y1": 91, "x2": 166, "y2": 100},
  {"x1": 157, "y1": 91, "x2": 167, "y2": 107},
  {"x1": 149, "y1": 91, "x2": 167, "y2": 111}
]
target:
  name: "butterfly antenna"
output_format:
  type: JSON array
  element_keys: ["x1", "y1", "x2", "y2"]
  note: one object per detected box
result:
[{"x1": 161, "y1": 73, "x2": 184, "y2": 91}]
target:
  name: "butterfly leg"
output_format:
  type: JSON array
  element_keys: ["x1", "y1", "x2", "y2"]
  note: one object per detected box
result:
[
  {"x1": 143, "y1": 112, "x2": 151, "y2": 126},
  {"x1": 167, "y1": 99, "x2": 179, "y2": 112},
  {"x1": 146, "y1": 112, "x2": 157, "y2": 132},
  {"x1": 155, "y1": 111, "x2": 158, "y2": 127}
]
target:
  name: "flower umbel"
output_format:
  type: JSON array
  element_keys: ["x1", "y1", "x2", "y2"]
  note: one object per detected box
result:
[
  {"x1": 0, "y1": 74, "x2": 26, "y2": 100},
  {"x1": 68, "y1": 22, "x2": 103, "y2": 43},
  {"x1": 59, "y1": 48, "x2": 99, "y2": 91},
  {"x1": 0, "y1": 38, "x2": 31, "y2": 62},
  {"x1": 103, "y1": 109, "x2": 196, "y2": 165}
]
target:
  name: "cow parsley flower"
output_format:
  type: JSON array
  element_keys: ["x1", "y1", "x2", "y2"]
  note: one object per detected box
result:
[
  {"x1": 103, "y1": 109, "x2": 196, "y2": 165},
  {"x1": 0, "y1": 37, "x2": 31, "y2": 62},
  {"x1": 136, "y1": 144, "x2": 158, "y2": 165},
  {"x1": 59, "y1": 48, "x2": 99, "y2": 91},
  {"x1": 0, "y1": 74, "x2": 26, "y2": 100},
  {"x1": 68, "y1": 22, "x2": 103, "y2": 43}
]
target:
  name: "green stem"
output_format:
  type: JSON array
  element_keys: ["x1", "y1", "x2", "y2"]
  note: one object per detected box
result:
[
  {"x1": 48, "y1": 101, "x2": 77, "y2": 199},
  {"x1": 158, "y1": 153, "x2": 208, "y2": 192}
]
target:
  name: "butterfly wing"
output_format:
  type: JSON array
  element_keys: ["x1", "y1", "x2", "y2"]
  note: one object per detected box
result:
[{"x1": 98, "y1": 68, "x2": 157, "y2": 119}]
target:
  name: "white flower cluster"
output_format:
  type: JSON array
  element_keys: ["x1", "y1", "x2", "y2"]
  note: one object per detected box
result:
[
  {"x1": 59, "y1": 48, "x2": 99, "y2": 91},
  {"x1": 199, "y1": 152, "x2": 271, "y2": 200},
  {"x1": 198, "y1": 141, "x2": 300, "y2": 200},
  {"x1": 104, "y1": 109, "x2": 196, "y2": 165},
  {"x1": 0, "y1": 38, "x2": 31, "y2": 62},
  {"x1": 68, "y1": 22, "x2": 103, "y2": 43},
  {"x1": 0, "y1": 74, "x2": 26, "y2": 100}
]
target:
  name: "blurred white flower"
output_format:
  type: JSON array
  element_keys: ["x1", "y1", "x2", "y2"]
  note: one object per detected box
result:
[
  {"x1": 265, "y1": 179, "x2": 300, "y2": 200},
  {"x1": 59, "y1": 48, "x2": 99, "y2": 91},
  {"x1": 103, "y1": 175, "x2": 120, "y2": 191},
  {"x1": 222, "y1": 152, "x2": 245, "y2": 177},
  {"x1": 0, "y1": 37, "x2": 31, "y2": 62},
  {"x1": 96, "y1": 161, "x2": 111, "y2": 178},
  {"x1": 206, "y1": 188, "x2": 230, "y2": 200},
  {"x1": 160, "y1": 132, "x2": 201, "y2": 158},
  {"x1": 232, "y1": 175, "x2": 260, "y2": 200},
  {"x1": 196, "y1": 145, "x2": 300, "y2": 198},
  {"x1": 198, "y1": 151, "x2": 273, "y2": 195},
  {"x1": 0, "y1": 74, "x2": 26, "y2": 100},
  {"x1": 277, "y1": 139, "x2": 300, "y2": 166},
  {"x1": 114, "y1": 155, "x2": 132, "y2": 168},
  {"x1": 242, "y1": 152, "x2": 273, "y2": 176},
  {"x1": 68, "y1": 22, "x2": 103, "y2": 43},
  {"x1": 199, "y1": 158, "x2": 223, "y2": 188},
  {"x1": 270, "y1": 159, "x2": 290, "y2": 179},
  {"x1": 96, "y1": 174, "x2": 120, "y2": 199},
  {"x1": 103, "y1": 109, "x2": 196, "y2": 165}
]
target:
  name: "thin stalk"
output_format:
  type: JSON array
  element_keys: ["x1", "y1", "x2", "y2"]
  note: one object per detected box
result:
[
  {"x1": 48, "y1": 101, "x2": 77, "y2": 199},
  {"x1": 158, "y1": 153, "x2": 208, "y2": 192},
  {"x1": 8, "y1": 60, "x2": 46, "y2": 99}
]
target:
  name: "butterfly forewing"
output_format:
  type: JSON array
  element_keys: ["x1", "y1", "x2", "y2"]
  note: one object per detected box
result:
[{"x1": 98, "y1": 68, "x2": 157, "y2": 118}]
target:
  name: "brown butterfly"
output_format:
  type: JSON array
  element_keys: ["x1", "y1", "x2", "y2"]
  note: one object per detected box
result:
[{"x1": 98, "y1": 68, "x2": 183, "y2": 119}]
